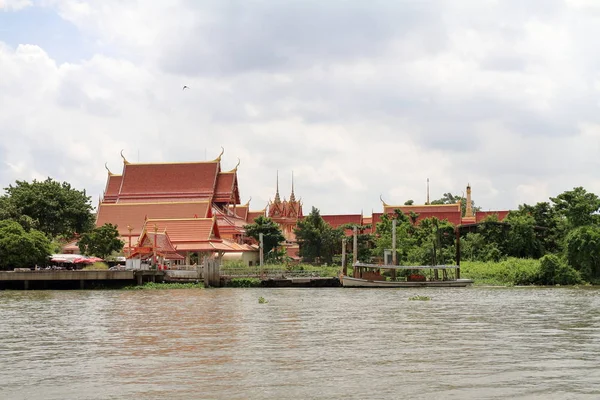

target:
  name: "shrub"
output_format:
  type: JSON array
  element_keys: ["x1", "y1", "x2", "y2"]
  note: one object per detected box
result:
[
  {"x1": 227, "y1": 278, "x2": 262, "y2": 287},
  {"x1": 539, "y1": 254, "x2": 581, "y2": 285}
]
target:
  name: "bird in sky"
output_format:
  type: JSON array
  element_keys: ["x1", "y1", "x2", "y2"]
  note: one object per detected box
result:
[{"x1": 182, "y1": 85, "x2": 189, "y2": 90}]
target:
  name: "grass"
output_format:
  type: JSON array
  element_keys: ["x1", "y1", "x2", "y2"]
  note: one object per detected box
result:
[
  {"x1": 123, "y1": 282, "x2": 204, "y2": 290},
  {"x1": 225, "y1": 278, "x2": 262, "y2": 287},
  {"x1": 82, "y1": 262, "x2": 109, "y2": 270},
  {"x1": 460, "y1": 258, "x2": 541, "y2": 286}
]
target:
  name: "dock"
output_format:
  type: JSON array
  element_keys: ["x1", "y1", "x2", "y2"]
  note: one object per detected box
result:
[{"x1": 0, "y1": 270, "x2": 163, "y2": 290}]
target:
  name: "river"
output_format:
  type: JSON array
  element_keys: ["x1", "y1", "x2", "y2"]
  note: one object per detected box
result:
[{"x1": 1, "y1": 287, "x2": 599, "y2": 399}]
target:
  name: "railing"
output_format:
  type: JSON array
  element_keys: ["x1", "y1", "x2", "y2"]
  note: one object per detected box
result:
[{"x1": 220, "y1": 268, "x2": 325, "y2": 278}]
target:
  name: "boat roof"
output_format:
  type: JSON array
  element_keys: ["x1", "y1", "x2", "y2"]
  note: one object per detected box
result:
[{"x1": 353, "y1": 262, "x2": 459, "y2": 270}]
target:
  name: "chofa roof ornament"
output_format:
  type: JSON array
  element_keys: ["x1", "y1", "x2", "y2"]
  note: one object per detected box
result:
[
  {"x1": 380, "y1": 194, "x2": 388, "y2": 207},
  {"x1": 215, "y1": 147, "x2": 225, "y2": 162},
  {"x1": 120, "y1": 149, "x2": 130, "y2": 164},
  {"x1": 104, "y1": 162, "x2": 113, "y2": 175}
]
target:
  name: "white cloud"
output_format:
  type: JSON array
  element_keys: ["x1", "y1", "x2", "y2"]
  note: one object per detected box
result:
[
  {"x1": 0, "y1": 0, "x2": 32, "y2": 11},
  {"x1": 1, "y1": 1, "x2": 600, "y2": 215}
]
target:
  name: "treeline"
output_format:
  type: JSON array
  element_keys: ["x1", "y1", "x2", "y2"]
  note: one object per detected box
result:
[
  {"x1": 0, "y1": 178, "x2": 121, "y2": 270},
  {"x1": 285, "y1": 187, "x2": 600, "y2": 285}
]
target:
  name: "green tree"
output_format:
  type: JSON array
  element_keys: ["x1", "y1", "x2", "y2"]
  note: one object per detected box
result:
[
  {"x1": 294, "y1": 207, "x2": 343, "y2": 264},
  {"x1": 550, "y1": 187, "x2": 600, "y2": 228},
  {"x1": 511, "y1": 202, "x2": 564, "y2": 254},
  {"x1": 77, "y1": 223, "x2": 124, "y2": 259},
  {"x1": 404, "y1": 200, "x2": 414, "y2": 205},
  {"x1": 565, "y1": 225, "x2": 600, "y2": 280},
  {"x1": 505, "y1": 213, "x2": 542, "y2": 258},
  {"x1": 2, "y1": 178, "x2": 95, "y2": 238},
  {"x1": 431, "y1": 192, "x2": 480, "y2": 216},
  {"x1": 0, "y1": 220, "x2": 52, "y2": 270},
  {"x1": 373, "y1": 212, "x2": 415, "y2": 264},
  {"x1": 538, "y1": 254, "x2": 581, "y2": 285},
  {"x1": 340, "y1": 224, "x2": 373, "y2": 262},
  {"x1": 244, "y1": 215, "x2": 285, "y2": 258}
]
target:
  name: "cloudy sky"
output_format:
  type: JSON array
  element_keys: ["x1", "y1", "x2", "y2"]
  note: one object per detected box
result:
[{"x1": 1, "y1": 0, "x2": 600, "y2": 214}]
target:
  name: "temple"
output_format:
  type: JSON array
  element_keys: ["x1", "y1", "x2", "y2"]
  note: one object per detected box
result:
[
  {"x1": 93, "y1": 149, "x2": 265, "y2": 265},
  {"x1": 267, "y1": 172, "x2": 303, "y2": 260}
]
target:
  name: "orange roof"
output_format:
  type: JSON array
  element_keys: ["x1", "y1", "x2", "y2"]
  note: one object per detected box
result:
[
  {"x1": 145, "y1": 218, "x2": 220, "y2": 243},
  {"x1": 229, "y1": 204, "x2": 249, "y2": 221},
  {"x1": 322, "y1": 214, "x2": 363, "y2": 228},
  {"x1": 95, "y1": 201, "x2": 211, "y2": 236},
  {"x1": 247, "y1": 210, "x2": 266, "y2": 223},
  {"x1": 118, "y1": 162, "x2": 219, "y2": 198},
  {"x1": 103, "y1": 174, "x2": 122, "y2": 202},
  {"x1": 383, "y1": 203, "x2": 461, "y2": 214},
  {"x1": 140, "y1": 232, "x2": 179, "y2": 253},
  {"x1": 475, "y1": 211, "x2": 509, "y2": 223},
  {"x1": 214, "y1": 172, "x2": 240, "y2": 204}
]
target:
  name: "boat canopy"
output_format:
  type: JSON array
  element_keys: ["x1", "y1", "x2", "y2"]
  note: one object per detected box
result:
[{"x1": 353, "y1": 262, "x2": 459, "y2": 270}]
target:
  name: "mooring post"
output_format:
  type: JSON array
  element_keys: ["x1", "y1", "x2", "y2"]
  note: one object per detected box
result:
[
  {"x1": 391, "y1": 219, "x2": 397, "y2": 281},
  {"x1": 455, "y1": 227, "x2": 461, "y2": 279},
  {"x1": 353, "y1": 226, "x2": 358, "y2": 278},
  {"x1": 24, "y1": 280, "x2": 29, "y2": 290},
  {"x1": 79, "y1": 279, "x2": 85, "y2": 290},
  {"x1": 341, "y1": 238, "x2": 347, "y2": 276}
]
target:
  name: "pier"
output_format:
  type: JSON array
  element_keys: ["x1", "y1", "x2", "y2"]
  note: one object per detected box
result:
[{"x1": 0, "y1": 270, "x2": 163, "y2": 290}]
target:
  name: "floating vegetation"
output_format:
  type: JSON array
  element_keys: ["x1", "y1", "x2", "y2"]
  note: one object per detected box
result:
[
  {"x1": 124, "y1": 282, "x2": 204, "y2": 290},
  {"x1": 226, "y1": 278, "x2": 262, "y2": 288},
  {"x1": 258, "y1": 296, "x2": 268, "y2": 304},
  {"x1": 409, "y1": 295, "x2": 431, "y2": 301}
]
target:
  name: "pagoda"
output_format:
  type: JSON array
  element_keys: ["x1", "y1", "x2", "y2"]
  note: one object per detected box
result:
[{"x1": 268, "y1": 172, "x2": 303, "y2": 242}]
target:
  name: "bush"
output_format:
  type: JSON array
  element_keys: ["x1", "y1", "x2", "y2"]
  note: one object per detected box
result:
[
  {"x1": 539, "y1": 254, "x2": 581, "y2": 285},
  {"x1": 227, "y1": 278, "x2": 262, "y2": 287}
]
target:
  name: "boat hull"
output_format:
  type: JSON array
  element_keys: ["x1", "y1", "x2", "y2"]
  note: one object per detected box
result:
[{"x1": 341, "y1": 276, "x2": 473, "y2": 288}]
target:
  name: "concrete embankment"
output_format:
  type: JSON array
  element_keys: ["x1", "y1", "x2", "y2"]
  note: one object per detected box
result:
[{"x1": 0, "y1": 270, "x2": 162, "y2": 290}]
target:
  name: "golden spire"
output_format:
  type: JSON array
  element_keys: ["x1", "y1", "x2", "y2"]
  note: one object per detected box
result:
[
  {"x1": 215, "y1": 147, "x2": 225, "y2": 162},
  {"x1": 120, "y1": 149, "x2": 129, "y2": 164},
  {"x1": 289, "y1": 171, "x2": 296, "y2": 202},
  {"x1": 274, "y1": 170, "x2": 281, "y2": 203},
  {"x1": 104, "y1": 162, "x2": 113, "y2": 175}
]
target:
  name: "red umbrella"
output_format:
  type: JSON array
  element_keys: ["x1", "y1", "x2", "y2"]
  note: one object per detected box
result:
[{"x1": 74, "y1": 257, "x2": 93, "y2": 264}]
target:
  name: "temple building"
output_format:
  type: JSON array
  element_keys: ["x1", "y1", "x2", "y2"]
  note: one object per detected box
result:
[
  {"x1": 267, "y1": 172, "x2": 303, "y2": 259},
  {"x1": 91, "y1": 149, "x2": 265, "y2": 264}
]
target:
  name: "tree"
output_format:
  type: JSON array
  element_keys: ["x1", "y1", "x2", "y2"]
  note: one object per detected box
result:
[
  {"x1": 431, "y1": 192, "x2": 480, "y2": 216},
  {"x1": 244, "y1": 216, "x2": 285, "y2": 258},
  {"x1": 511, "y1": 202, "x2": 564, "y2": 254},
  {"x1": 565, "y1": 225, "x2": 600, "y2": 280},
  {"x1": 2, "y1": 178, "x2": 95, "y2": 238},
  {"x1": 550, "y1": 187, "x2": 600, "y2": 228},
  {"x1": 77, "y1": 223, "x2": 123, "y2": 259},
  {"x1": 404, "y1": 200, "x2": 414, "y2": 205},
  {"x1": 0, "y1": 220, "x2": 52, "y2": 270},
  {"x1": 505, "y1": 213, "x2": 542, "y2": 258},
  {"x1": 294, "y1": 207, "x2": 343, "y2": 264}
]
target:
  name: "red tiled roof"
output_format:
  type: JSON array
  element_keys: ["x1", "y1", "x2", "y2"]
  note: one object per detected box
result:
[
  {"x1": 214, "y1": 172, "x2": 240, "y2": 203},
  {"x1": 322, "y1": 214, "x2": 363, "y2": 228},
  {"x1": 141, "y1": 232, "x2": 179, "y2": 253},
  {"x1": 383, "y1": 203, "x2": 461, "y2": 214},
  {"x1": 247, "y1": 210, "x2": 266, "y2": 223},
  {"x1": 95, "y1": 201, "x2": 211, "y2": 236},
  {"x1": 118, "y1": 162, "x2": 219, "y2": 198},
  {"x1": 228, "y1": 204, "x2": 249, "y2": 221},
  {"x1": 145, "y1": 218, "x2": 220, "y2": 243},
  {"x1": 103, "y1": 174, "x2": 122, "y2": 202}
]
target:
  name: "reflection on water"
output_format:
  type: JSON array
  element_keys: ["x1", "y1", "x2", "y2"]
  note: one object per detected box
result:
[{"x1": 1, "y1": 287, "x2": 600, "y2": 400}]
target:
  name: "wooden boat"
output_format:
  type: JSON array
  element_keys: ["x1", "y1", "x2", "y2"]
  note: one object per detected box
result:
[{"x1": 341, "y1": 262, "x2": 473, "y2": 288}]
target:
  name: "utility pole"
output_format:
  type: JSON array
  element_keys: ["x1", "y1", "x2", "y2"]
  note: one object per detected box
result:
[
  {"x1": 259, "y1": 233, "x2": 264, "y2": 269},
  {"x1": 391, "y1": 218, "x2": 397, "y2": 280}
]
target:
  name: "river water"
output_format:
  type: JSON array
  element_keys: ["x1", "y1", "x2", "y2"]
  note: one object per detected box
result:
[{"x1": 1, "y1": 287, "x2": 599, "y2": 399}]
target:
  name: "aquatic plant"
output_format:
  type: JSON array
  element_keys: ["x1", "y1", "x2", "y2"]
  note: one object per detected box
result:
[
  {"x1": 123, "y1": 282, "x2": 204, "y2": 290},
  {"x1": 258, "y1": 296, "x2": 268, "y2": 304},
  {"x1": 227, "y1": 278, "x2": 262, "y2": 287},
  {"x1": 409, "y1": 295, "x2": 431, "y2": 301}
]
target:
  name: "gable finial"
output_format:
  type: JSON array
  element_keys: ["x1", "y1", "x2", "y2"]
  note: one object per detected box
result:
[
  {"x1": 120, "y1": 149, "x2": 129, "y2": 164},
  {"x1": 232, "y1": 158, "x2": 240, "y2": 172},
  {"x1": 246, "y1": 196, "x2": 252, "y2": 206},
  {"x1": 380, "y1": 194, "x2": 388, "y2": 207},
  {"x1": 104, "y1": 162, "x2": 113, "y2": 175},
  {"x1": 215, "y1": 146, "x2": 225, "y2": 162}
]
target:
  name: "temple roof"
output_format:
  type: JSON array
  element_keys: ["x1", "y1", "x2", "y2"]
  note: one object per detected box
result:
[
  {"x1": 95, "y1": 201, "x2": 211, "y2": 236},
  {"x1": 322, "y1": 214, "x2": 363, "y2": 229},
  {"x1": 103, "y1": 174, "x2": 122, "y2": 203},
  {"x1": 214, "y1": 171, "x2": 240, "y2": 204},
  {"x1": 247, "y1": 210, "x2": 266, "y2": 223},
  {"x1": 118, "y1": 161, "x2": 220, "y2": 199},
  {"x1": 383, "y1": 203, "x2": 461, "y2": 214},
  {"x1": 145, "y1": 217, "x2": 221, "y2": 243}
]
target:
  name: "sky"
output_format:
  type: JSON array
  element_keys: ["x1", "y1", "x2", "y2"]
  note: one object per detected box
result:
[{"x1": 1, "y1": 0, "x2": 600, "y2": 215}]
